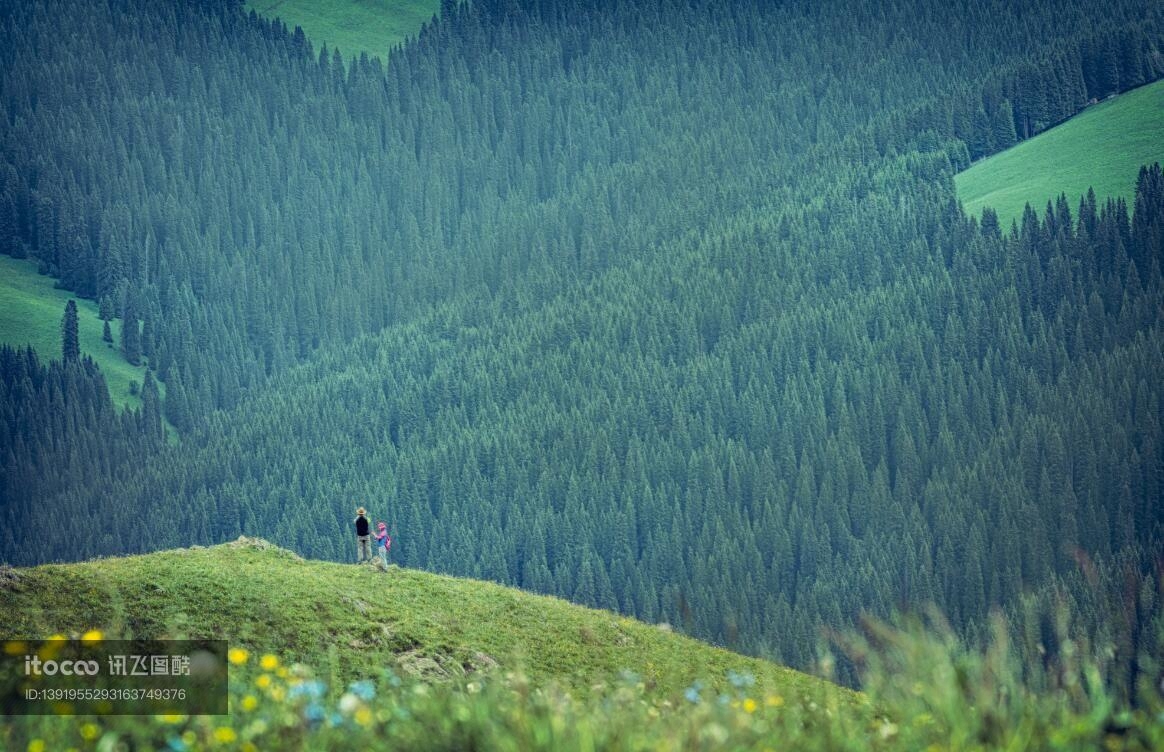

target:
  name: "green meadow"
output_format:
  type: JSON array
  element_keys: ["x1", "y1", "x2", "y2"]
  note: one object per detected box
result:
[
  {"x1": 2, "y1": 542, "x2": 1157, "y2": 751},
  {"x1": 0, "y1": 254, "x2": 156, "y2": 411},
  {"x1": 0, "y1": 541, "x2": 839, "y2": 702},
  {"x1": 246, "y1": 0, "x2": 440, "y2": 60},
  {"x1": 956, "y1": 79, "x2": 1164, "y2": 227}
]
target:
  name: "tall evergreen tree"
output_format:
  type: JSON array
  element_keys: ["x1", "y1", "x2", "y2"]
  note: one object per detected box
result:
[
  {"x1": 121, "y1": 303, "x2": 141, "y2": 367},
  {"x1": 60, "y1": 299, "x2": 79, "y2": 362}
]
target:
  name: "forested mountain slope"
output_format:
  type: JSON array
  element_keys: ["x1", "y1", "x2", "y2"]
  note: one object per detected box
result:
[
  {"x1": 21, "y1": 162, "x2": 1163, "y2": 684},
  {"x1": 2, "y1": 0, "x2": 1163, "y2": 688},
  {"x1": 3, "y1": 0, "x2": 1160, "y2": 425}
]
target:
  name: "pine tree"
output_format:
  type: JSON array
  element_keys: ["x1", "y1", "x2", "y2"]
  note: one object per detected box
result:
[
  {"x1": 61, "y1": 299, "x2": 80, "y2": 361},
  {"x1": 140, "y1": 370, "x2": 164, "y2": 444},
  {"x1": 991, "y1": 99, "x2": 1017, "y2": 150},
  {"x1": 122, "y1": 301, "x2": 141, "y2": 366}
]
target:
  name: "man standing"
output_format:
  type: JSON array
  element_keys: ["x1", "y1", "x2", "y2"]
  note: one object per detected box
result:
[{"x1": 354, "y1": 507, "x2": 371, "y2": 563}]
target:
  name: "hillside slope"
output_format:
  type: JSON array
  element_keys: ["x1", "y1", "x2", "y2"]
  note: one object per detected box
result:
[
  {"x1": 0, "y1": 255, "x2": 158, "y2": 412},
  {"x1": 246, "y1": 0, "x2": 439, "y2": 59},
  {"x1": 955, "y1": 79, "x2": 1164, "y2": 226},
  {"x1": 32, "y1": 162, "x2": 1164, "y2": 682},
  {"x1": 0, "y1": 539, "x2": 843, "y2": 703},
  {"x1": 5, "y1": 0, "x2": 1163, "y2": 690},
  {"x1": 2, "y1": 541, "x2": 1157, "y2": 752}
]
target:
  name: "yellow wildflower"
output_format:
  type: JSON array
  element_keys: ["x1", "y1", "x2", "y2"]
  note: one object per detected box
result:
[
  {"x1": 255, "y1": 674, "x2": 271, "y2": 689},
  {"x1": 28, "y1": 740, "x2": 46, "y2": 752},
  {"x1": 765, "y1": 694, "x2": 784, "y2": 708},
  {"x1": 743, "y1": 698, "x2": 758, "y2": 714},
  {"x1": 80, "y1": 723, "x2": 101, "y2": 740},
  {"x1": 80, "y1": 629, "x2": 103, "y2": 644},
  {"x1": 260, "y1": 654, "x2": 279, "y2": 671},
  {"x1": 4, "y1": 640, "x2": 28, "y2": 655},
  {"x1": 228, "y1": 648, "x2": 249, "y2": 665},
  {"x1": 39, "y1": 635, "x2": 66, "y2": 660},
  {"x1": 214, "y1": 726, "x2": 237, "y2": 744},
  {"x1": 355, "y1": 707, "x2": 373, "y2": 726},
  {"x1": 241, "y1": 694, "x2": 258, "y2": 712},
  {"x1": 159, "y1": 713, "x2": 186, "y2": 724}
]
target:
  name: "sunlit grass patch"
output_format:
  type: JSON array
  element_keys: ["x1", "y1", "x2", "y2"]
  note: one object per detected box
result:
[
  {"x1": 956, "y1": 79, "x2": 1164, "y2": 228},
  {"x1": 245, "y1": 0, "x2": 440, "y2": 60},
  {"x1": 0, "y1": 255, "x2": 162, "y2": 412}
]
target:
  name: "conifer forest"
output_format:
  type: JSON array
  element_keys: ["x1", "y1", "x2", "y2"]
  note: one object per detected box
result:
[{"x1": 1, "y1": 0, "x2": 1162, "y2": 691}]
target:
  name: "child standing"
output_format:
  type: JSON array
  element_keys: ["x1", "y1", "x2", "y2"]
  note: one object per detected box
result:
[{"x1": 374, "y1": 522, "x2": 391, "y2": 569}]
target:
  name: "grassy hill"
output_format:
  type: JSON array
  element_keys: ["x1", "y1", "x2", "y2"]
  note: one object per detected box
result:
[
  {"x1": 0, "y1": 254, "x2": 159, "y2": 412},
  {"x1": 0, "y1": 540, "x2": 871, "y2": 750},
  {"x1": 955, "y1": 79, "x2": 1164, "y2": 227},
  {"x1": 0, "y1": 540, "x2": 836, "y2": 700},
  {"x1": 246, "y1": 0, "x2": 440, "y2": 60},
  {"x1": 2, "y1": 541, "x2": 1151, "y2": 751}
]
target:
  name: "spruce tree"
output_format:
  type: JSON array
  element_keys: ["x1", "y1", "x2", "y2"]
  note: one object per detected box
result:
[
  {"x1": 992, "y1": 100, "x2": 1017, "y2": 150},
  {"x1": 61, "y1": 299, "x2": 80, "y2": 361},
  {"x1": 122, "y1": 302, "x2": 141, "y2": 366}
]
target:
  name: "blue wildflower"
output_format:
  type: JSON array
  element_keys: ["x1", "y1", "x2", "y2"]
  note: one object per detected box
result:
[
  {"x1": 304, "y1": 701, "x2": 326, "y2": 727},
  {"x1": 289, "y1": 679, "x2": 327, "y2": 700},
  {"x1": 348, "y1": 679, "x2": 376, "y2": 701},
  {"x1": 727, "y1": 669, "x2": 755, "y2": 689},
  {"x1": 166, "y1": 736, "x2": 188, "y2": 752},
  {"x1": 684, "y1": 681, "x2": 702, "y2": 704}
]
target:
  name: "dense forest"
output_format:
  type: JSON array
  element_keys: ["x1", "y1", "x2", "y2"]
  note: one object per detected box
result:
[{"x1": 2, "y1": 0, "x2": 1162, "y2": 690}]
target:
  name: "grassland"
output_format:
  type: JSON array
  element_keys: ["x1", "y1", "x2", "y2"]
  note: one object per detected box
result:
[
  {"x1": 2, "y1": 541, "x2": 1153, "y2": 750},
  {"x1": 0, "y1": 254, "x2": 157, "y2": 411},
  {"x1": 955, "y1": 79, "x2": 1164, "y2": 228},
  {"x1": 0, "y1": 539, "x2": 837, "y2": 702},
  {"x1": 246, "y1": 0, "x2": 440, "y2": 60}
]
